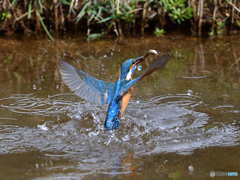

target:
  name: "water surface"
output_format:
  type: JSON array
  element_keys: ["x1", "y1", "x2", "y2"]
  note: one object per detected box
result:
[{"x1": 0, "y1": 34, "x2": 240, "y2": 179}]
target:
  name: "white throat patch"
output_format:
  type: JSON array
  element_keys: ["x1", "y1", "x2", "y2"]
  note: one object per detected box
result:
[{"x1": 126, "y1": 70, "x2": 132, "y2": 80}]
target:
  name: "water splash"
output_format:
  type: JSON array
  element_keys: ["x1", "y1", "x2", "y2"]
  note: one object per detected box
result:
[
  {"x1": 186, "y1": 89, "x2": 193, "y2": 95},
  {"x1": 0, "y1": 93, "x2": 239, "y2": 173},
  {"x1": 37, "y1": 123, "x2": 49, "y2": 131},
  {"x1": 137, "y1": 65, "x2": 142, "y2": 71}
]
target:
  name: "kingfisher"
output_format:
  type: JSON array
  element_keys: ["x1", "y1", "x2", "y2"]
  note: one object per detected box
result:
[{"x1": 58, "y1": 50, "x2": 170, "y2": 130}]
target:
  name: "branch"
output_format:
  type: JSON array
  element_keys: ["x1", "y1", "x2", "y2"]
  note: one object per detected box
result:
[
  {"x1": 181, "y1": 0, "x2": 195, "y2": 14},
  {"x1": 13, "y1": 10, "x2": 35, "y2": 27},
  {"x1": 228, "y1": 1, "x2": 240, "y2": 13}
]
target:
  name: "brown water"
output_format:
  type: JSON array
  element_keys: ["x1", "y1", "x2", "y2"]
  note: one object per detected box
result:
[{"x1": 0, "y1": 34, "x2": 240, "y2": 180}]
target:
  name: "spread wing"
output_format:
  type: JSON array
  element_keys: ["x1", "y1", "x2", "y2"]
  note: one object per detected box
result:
[
  {"x1": 117, "y1": 55, "x2": 170, "y2": 99},
  {"x1": 58, "y1": 57, "x2": 115, "y2": 106}
]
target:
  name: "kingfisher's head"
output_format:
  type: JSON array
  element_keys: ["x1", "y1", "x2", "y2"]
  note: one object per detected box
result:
[{"x1": 120, "y1": 50, "x2": 158, "y2": 81}]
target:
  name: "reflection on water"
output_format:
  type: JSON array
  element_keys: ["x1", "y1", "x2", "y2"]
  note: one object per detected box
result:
[{"x1": 0, "y1": 34, "x2": 240, "y2": 179}]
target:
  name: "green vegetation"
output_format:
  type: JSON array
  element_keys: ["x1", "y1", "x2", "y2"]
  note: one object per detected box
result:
[
  {"x1": 3, "y1": 55, "x2": 12, "y2": 63},
  {"x1": 160, "y1": 0, "x2": 193, "y2": 24},
  {"x1": 13, "y1": 72, "x2": 22, "y2": 82},
  {"x1": 1, "y1": 11, "x2": 10, "y2": 20},
  {"x1": 87, "y1": 33, "x2": 104, "y2": 42},
  {"x1": 154, "y1": 27, "x2": 165, "y2": 36},
  {"x1": 168, "y1": 170, "x2": 181, "y2": 179},
  {"x1": 209, "y1": 17, "x2": 229, "y2": 36},
  {"x1": 0, "y1": 0, "x2": 240, "y2": 39}
]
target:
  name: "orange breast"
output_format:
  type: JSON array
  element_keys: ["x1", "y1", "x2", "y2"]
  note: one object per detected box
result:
[{"x1": 118, "y1": 79, "x2": 133, "y2": 118}]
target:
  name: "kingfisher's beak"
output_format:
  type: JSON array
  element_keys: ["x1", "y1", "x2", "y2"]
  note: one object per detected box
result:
[{"x1": 133, "y1": 50, "x2": 158, "y2": 65}]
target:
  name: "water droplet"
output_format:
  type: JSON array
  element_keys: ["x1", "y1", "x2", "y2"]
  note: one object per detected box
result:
[
  {"x1": 33, "y1": 85, "x2": 36, "y2": 89},
  {"x1": 104, "y1": 55, "x2": 107, "y2": 57},
  {"x1": 37, "y1": 124, "x2": 49, "y2": 131},
  {"x1": 122, "y1": 134, "x2": 130, "y2": 141},
  {"x1": 187, "y1": 89, "x2": 193, "y2": 95},
  {"x1": 56, "y1": 85, "x2": 59, "y2": 89},
  {"x1": 137, "y1": 65, "x2": 142, "y2": 71},
  {"x1": 188, "y1": 165, "x2": 194, "y2": 171},
  {"x1": 137, "y1": 100, "x2": 140, "y2": 103}
]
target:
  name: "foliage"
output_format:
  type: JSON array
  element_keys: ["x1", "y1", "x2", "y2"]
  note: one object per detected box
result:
[
  {"x1": 168, "y1": 170, "x2": 181, "y2": 179},
  {"x1": 74, "y1": 0, "x2": 138, "y2": 25},
  {"x1": 73, "y1": 0, "x2": 139, "y2": 35},
  {"x1": 0, "y1": 0, "x2": 239, "y2": 37},
  {"x1": 1, "y1": 11, "x2": 11, "y2": 20},
  {"x1": 117, "y1": 1, "x2": 137, "y2": 23},
  {"x1": 3, "y1": 56, "x2": 12, "y2": 63},
  {"x1": 26, "y1": 0, "x2": 55, "y2": 41},
  {"x1": 160, "y1": 0, "x2": 193, "y2": 24},
  {"x1": 216, "y1": 18, "x2": 229, "y2": 35},
  {"x1": 209, "y1": 17, "x2": 229, "y2": 36},
  {"x1": 75, "y1": 0, "x2": 105, "y2": 24},
  {"x1": 154, "y1": 27, "x2": 165, "y2": 36},
  {"x1": 87, "y1": 33, "x2": 104, "y2": 42},
  {"x1": 96, "y1": 0, "x2": 140, "y2": 32}
]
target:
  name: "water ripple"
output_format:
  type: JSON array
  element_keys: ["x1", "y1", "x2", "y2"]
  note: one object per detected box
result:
[{"x1": 0, "y1": 93, "x2": 239, "y2": 170}]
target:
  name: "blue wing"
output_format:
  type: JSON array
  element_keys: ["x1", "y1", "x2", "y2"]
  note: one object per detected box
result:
[
  {"x1": 117, "y1": 77, "x2": 141, "y2": 99},
  {"x1": 58, "y1": 57, "x2": 115, "y2": 106},
  {"x1": 117, "y1": 55, "x2": 170, "y2": 99}
]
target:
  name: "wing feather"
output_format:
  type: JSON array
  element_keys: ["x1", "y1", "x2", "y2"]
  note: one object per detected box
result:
[
  {"x1": 117, "y1": 55, "x2": 170, "y2": 99},
  {"x1": 58, "y1": 57, "x2": 115, "y2": 106}
]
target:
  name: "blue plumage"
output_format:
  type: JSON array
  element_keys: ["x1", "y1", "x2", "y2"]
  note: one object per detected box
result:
[
  {"x1": 58, "y1": 50, "x2": 170, "y2": 130},
  {"x1": 59, "y1": 58, "x2": 115, "y2": 106},
  {"x1": 120, "y1": 58, "x2": 137, "y2": 80}
]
